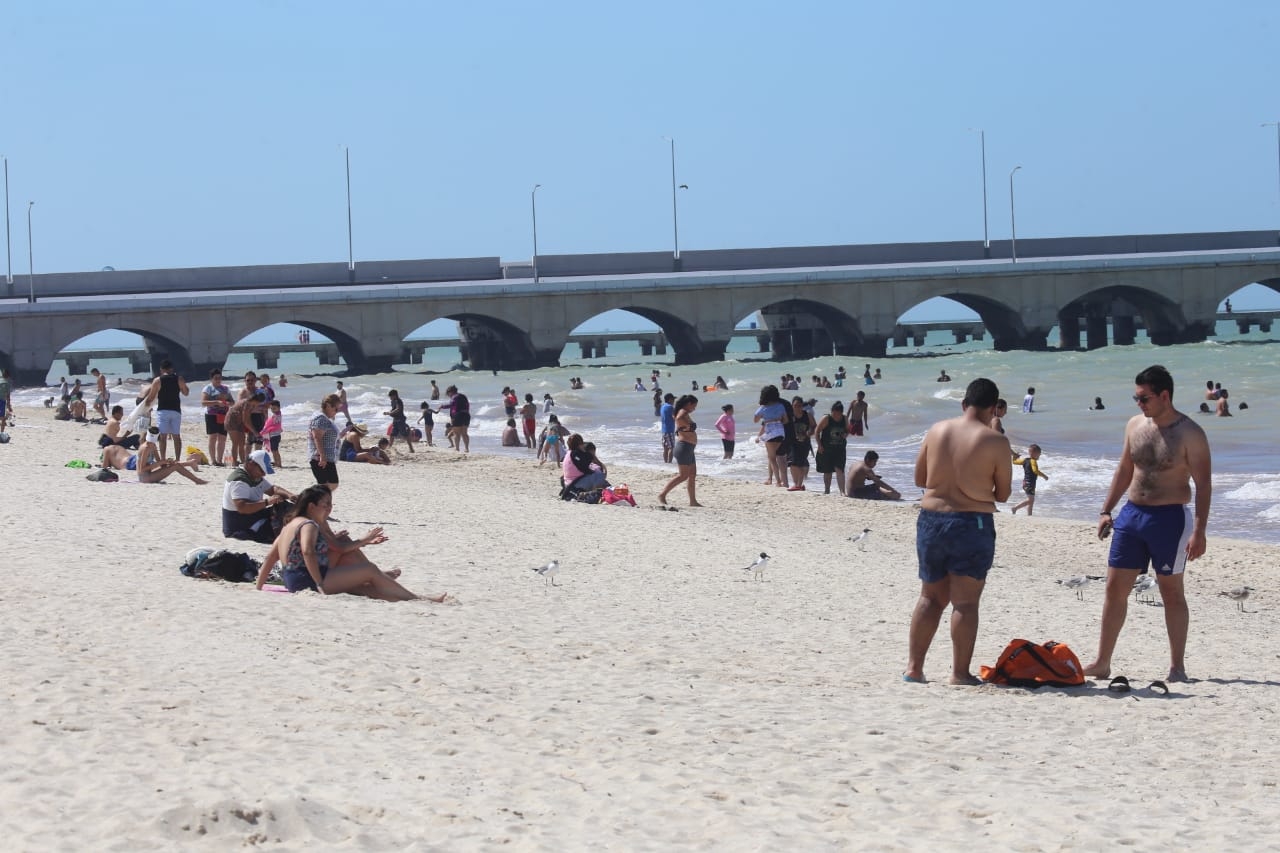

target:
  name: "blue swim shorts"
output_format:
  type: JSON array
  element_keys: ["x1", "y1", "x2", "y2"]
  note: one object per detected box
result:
[
  {"x1": 1108, "y1": 503, "x2": 1191, "y2": 576},
  {"x1": 916, "y1": 509, "x2": 996, "y2": 583},
  {"x1": 125, "y1": 454, "x2": 138, "y2": 471},
  {"x1": 155, "y1": 409, "x2": 182, "y2": 435}
]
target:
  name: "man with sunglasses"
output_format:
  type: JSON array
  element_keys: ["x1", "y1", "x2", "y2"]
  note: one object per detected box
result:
[{"x1": 1084, "y1": 365, "x2": 1212, "y2": 684}]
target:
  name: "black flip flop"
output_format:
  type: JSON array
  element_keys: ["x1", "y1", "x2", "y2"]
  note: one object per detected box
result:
[
  {"x1": 1107, "y1": 675, "x2": 1131, "y2": 693},
  {"x1": 1148, "y1": 680, "x2": 1169, "y2": 695}
]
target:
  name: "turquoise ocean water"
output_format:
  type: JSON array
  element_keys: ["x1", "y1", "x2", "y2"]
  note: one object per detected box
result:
[{"x1": 16, "y1": 321, "x2": 1280, "y2": 545}]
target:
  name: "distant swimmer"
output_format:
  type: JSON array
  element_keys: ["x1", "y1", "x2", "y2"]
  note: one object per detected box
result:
[
  {"x1": 1091, "y1": 397, "x2": 1105, "y2": 410},
  {"x1": 936, "y1": 370, "x2": 951, "y2": 383}
]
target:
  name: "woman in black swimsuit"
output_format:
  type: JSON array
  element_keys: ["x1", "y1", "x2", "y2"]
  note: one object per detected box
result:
[{"x1": 658, "y1": 394, "x2": 701, "y2": 507}]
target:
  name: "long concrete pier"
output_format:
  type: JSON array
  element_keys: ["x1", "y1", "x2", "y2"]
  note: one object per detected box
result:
[{"x1": 3, "y1": 230, "x2": 1279, "y2": 384}]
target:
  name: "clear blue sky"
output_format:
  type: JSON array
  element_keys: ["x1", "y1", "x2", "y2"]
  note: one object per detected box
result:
[{"x1": 4, "y1": 1, "x2": 1280, "y2": 329}]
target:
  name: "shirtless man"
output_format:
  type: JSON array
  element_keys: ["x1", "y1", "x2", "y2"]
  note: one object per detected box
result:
[
  {"x1": 99, "y1": 405, "x2": 141, "y2": 450},
  {"x1": 91, "y1": 368, "x2": 110, "y2": 419},
  {"x1": 847, "y1": 450, "x2": 902, "y2": 501},
  {"x1": 905, "y1": 378, "x2": 1012, "y2": 685},
  {"x1": 1084, "y1": 365, "x2": 1211, "y2": 684},
  {"x1": 847, "y1": 390, "x2": 869, "y2": 437},
  {"x1": 336, "y1": 380, "x2": 352, "y2": 423}
]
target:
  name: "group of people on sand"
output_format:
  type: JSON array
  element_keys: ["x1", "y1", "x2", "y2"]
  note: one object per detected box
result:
[
  {"x1": 227, "y1": 394, "x2": 448, "y2": 602},
  {"x1": 904, "y1": 365, "x2": 1211, "y2": 687},
  {"x1": 63, "y1": 367, "x2": 447, "y2": 603}
]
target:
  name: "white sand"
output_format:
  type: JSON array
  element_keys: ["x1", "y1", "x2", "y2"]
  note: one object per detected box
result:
[{"x1": 3, "y1": 406, "x2": 1278, "y2": 850}]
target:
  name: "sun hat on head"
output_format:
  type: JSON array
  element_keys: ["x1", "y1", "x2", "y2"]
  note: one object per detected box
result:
[
  {"x1": 352, "y1": 422, "x2": 369, "y2": 435},
  {"x1": 247, "y1": 449, "x2": 274, "y2": 474}
]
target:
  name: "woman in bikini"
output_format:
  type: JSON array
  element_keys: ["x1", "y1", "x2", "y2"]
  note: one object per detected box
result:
[
  {"x1": 256, "y1": 485, "x2": 446, "y2": 601},
  {"x1": 658, "y1": 394, "x2": 702, "y2": 507}
]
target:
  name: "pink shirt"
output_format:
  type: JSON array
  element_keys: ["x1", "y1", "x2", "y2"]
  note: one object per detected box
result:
[
  {"x1": 715, "y1": 413, "x2": 735, "y2": 441},
  {"x1": 262, "y1": 413, "x2": 283, "y2": 438}
]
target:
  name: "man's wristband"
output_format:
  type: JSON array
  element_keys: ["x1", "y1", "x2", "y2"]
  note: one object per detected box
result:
[{"x1": 1100, "y1": 510, "x2": 1112, "y2": 517}]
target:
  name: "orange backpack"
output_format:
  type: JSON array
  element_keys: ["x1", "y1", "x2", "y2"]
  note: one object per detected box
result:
[{"x1": 980, "y1": 639, "x2": 1085, "y2": 688}]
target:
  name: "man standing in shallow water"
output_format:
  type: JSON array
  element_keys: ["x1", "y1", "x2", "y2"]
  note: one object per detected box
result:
[
  {"x1": 1084, "y1": 365, "x2": 1211, "y2": 684},
  {"x1": 905, "y1": 378, "x2": 1012, "y2": 685}
]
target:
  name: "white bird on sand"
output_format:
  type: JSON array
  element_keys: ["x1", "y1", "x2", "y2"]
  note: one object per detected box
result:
[
  {"x1": 849, "y1": 528, "x2": 871, "y2": 549},
  {"x1": 1058, "y1": 575, "x2": 1103, "y2": 600},
  {"x1": 1133, "y1": 574, "x2": 1157, "y2": 602},
  {"x1": 740, "y1": 552, "x2": 770, "y2": 581},
  {"x1": 532, "y1": 560, "x2": 561, "y2": 586},
  {"x1": 1219, "y1": 586, "x2": 1255, "y2": 612}
]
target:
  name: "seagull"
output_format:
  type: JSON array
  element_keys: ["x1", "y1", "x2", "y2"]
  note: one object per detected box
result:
[
  {"x1": 1219, "y1": 586, "x2": 1255, "y2": 612},
  {"x1": 532, "y1": 560, "x2": 560, "y2": 586},
  {"x1": 678, "y1": 184, "x2": 689, "y2": 189},
  {"x1": 1133, "y1": 574, "x2": 1157, "y2": 603},
  {"x1": 849, "y1": 528, "x2": 871, "y2": 549},
  {"x1": 1057, "y1": 575, "x2": 1102, "y2": 600},
  {"x1": 740, "y1": 552, "x2": 770, "y2": 581}
]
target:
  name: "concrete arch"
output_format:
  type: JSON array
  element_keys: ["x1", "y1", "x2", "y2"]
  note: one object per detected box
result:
[
  {"x1": 752, "y1": 298, "x2": 867, "y2": 359},
  {"x1": 893, "y1": 291, "x2": 1040, "y2": 351},
  {"x1": 221, "y1": 314, "x2": 376, "y2": 375},
  {"x1": 1058, "y1": 285, "x2": 1190, "y2": 350},
  {"x1": 43, "y1": 320, "x2": 195, "y2": 378},
  {"x1": 449, "y1": 312, "x2": 550, "y2": 371},
  {"x1": 942, "y1": 293, "x2": 1045, "y2": 351},
  {"x1": 561, "y1": 303, "x2": 708, "y2": 365}
]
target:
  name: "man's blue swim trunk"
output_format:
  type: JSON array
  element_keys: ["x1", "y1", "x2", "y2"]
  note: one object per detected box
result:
[
  {"x1": 916, "y1": 509, "x2": 996, "y2": 583},
  {"x1": 1109, "y1": 503, "x2": 1191, "y2": 576}
]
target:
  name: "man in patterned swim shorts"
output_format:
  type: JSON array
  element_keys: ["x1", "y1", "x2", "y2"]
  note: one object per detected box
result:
[{"x1": 904, "y1": 378, "x2": 1012, "y2": 686}]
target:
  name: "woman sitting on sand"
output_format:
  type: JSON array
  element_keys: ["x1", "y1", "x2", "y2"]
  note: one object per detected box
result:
[
  {"x1": 256, "y1": 485, "x2": 445, "y2": 600},
  {"x1": 562, "y1": 433, "x2": 610, "y2": 491}
]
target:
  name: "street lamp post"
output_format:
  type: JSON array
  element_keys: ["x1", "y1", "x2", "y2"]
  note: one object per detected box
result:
[
  {"x1": 1008, "y1": 166, "x2": 1022, "y2": 263},
  {"x1": 662, "y1": 136, "x2": 680, "y2": 262},
  {"x1": 531, "y1": 184, "x2": 541, "y2": 283},
  {"x1": 26, "y1": 200, "x2": 35, "y2": 302},
  {"x1": 344, "y1": 146, "x2": 354, "y2": 274},
  {"x1": 1263, "y1": 122, "x2": 1280, "y2": 241},
  {"x1": 3, "y1": 156, "x2": 11, "y2": 285},
  {"x1": 968, "y1": 129, "x2": 990, "y2": 255}
]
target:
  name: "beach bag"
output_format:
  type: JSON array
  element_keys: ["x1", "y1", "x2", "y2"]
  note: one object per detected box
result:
[
  {"x1": 196, "y1": 550, "x2": 261, "y2": 583},
  {"x1": 979, "y1": 639, "x2": 1085, "y2": 688},
  {"x1": 86, "y1": 467, "x2": 119, "y2": 482}
]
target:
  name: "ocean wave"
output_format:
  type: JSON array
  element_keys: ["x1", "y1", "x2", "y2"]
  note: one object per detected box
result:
[{"x1": 1223, "y1": 479, "x2": 1280, "y2": 502}]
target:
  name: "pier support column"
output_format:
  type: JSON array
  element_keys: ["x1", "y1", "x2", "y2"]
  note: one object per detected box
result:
[
  {"x1": 834, "y1": 336, "x2": 888, "y2": 358},
  {"x1": 993, "y1": 330, "x2": 1050, "y2": 351},
  {"x1": 674, "y1": 339, "x2": 729, "y2": 365},
  {"x1": 1150, "y1": 321, "x2": 1212, "y2": 346},
  {"x1": 953, "y1": 331, "x2": 969, "y2": 344},
  {"x1": 64, "y1": 355, "x2": 89, "y2": 374},
  {"x1": 1112, "y1": 315, "x2": 1137, "y2": 346},
  {"x1": 579, "y1": 343, "x2": 593, "y2": 359},
  {"x1": 1058, "y1": 316, "x2": 1081, "y2": 350},
  {"x1": 1085, "y1": 315, "x2": 1109, "y2": 350}
]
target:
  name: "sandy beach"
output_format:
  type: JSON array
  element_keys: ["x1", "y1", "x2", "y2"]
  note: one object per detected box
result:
[{"x1": 3, "y1": 405, "x2": 1278, "y2": 851}]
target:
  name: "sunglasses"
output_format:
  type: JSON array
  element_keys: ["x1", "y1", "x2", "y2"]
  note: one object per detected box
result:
[{"x1": 1132, "y1": 394, "x2": 1155, "y2": 404}]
